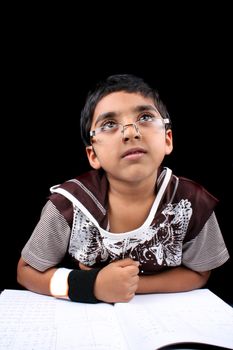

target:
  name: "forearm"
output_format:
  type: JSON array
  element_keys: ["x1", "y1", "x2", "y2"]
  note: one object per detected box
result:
[
  {"x1": 137, "y1": 266, "x2": 211, "y2": 294},
  {"x1": 17, "y1": 257, "x2": 66, "y2": 297},
  {"x1": 17, "y1": 257, "x2": 140, "y2": 303}
]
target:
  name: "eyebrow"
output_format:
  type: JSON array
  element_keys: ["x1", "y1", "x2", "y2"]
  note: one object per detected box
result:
[{"x1": 94, "y1": 104, "x2": 160, "y2": 126}]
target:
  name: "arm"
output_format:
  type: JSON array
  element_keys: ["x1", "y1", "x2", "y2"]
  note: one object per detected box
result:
[
  {"x1": 137, "y1": 266, "x2": 211, "y2": 294},
  {"x1": 137, "y1": 211, "x2": 229, "y2": 294},
  {"x1": 17, "y1": 257, "x2": 140, "y2": 303},
  {"x1": 17, "y1": 257, "x2": 61, "y2": 296},
  {"x1": 17, "y1": 201, "x2": 72, "y2": 298}
]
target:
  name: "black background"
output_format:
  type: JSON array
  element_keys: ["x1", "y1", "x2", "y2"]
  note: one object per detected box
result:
[{"x1": 2, "y1": 9, "x2": 232, "y2": 304}]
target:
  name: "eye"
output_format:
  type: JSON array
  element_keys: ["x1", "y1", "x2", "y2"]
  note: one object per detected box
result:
[
  {"x1": 138, "y1": 113, "x2": 155, "y2": 123},
  {"x1": 101, "y1": 120, "x2": 119, "y2": 132}
]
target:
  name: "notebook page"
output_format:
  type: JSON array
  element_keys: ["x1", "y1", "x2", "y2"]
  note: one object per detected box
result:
[
  {"x1": 55, "y1": 298, "x2": 128, "y2": 350},
  {"x1": 0, "y1": 290, "x2": 128, "y2": 350},
  {"x1": 114, "y1": 289, "x2": 233, "y2": 350},
  {"x1": 0, "y1": 289, "x2": 57, "y2": 350}
]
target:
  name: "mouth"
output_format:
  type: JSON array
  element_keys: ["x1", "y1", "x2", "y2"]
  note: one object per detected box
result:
[{"x1": 121, "y1": 147, "x2": 147, "y2": 160}]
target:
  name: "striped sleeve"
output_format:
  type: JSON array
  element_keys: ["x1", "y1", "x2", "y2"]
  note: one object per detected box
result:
[
  {"x1": 21, "y1": 200, "x2": 71, "y2": 271},
  {"x1": 182, "y1": 212, "x2": 230, "y2": 272}
]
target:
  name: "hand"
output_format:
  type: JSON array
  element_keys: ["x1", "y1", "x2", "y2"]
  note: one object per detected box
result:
[{"x1": 93, "y1": 258, "x2": 139, "y2": 303}]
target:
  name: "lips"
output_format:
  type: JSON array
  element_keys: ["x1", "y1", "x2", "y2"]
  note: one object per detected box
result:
[{"x1": 121, "y1": 147, "x2": 147, "y2": 158}]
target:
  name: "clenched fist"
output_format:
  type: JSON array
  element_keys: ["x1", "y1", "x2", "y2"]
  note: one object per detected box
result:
[{"x1": 93, "y1": 258, "x2": 139, "y2": 303}]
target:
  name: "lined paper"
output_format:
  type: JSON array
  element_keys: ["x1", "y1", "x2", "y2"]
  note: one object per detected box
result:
[{"x1": 1, "y1": 289, "x2": 233, "y2": 350}]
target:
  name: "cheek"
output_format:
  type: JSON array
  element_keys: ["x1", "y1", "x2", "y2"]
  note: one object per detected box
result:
[
  {"x1": 98, "y1": 150, "x2": 116, "y2": 164},
  {"x1": 149, "y1": 135, "x2": 171, "y2": 156},
  {"x1": 94, "y1": 145, "x2": 117, "y2": 164},
  {"x1": 150, "y1": 134, "x2": 167, "y2": 147}
]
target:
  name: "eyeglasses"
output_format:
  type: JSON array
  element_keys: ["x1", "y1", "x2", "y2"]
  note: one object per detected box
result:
[{"x1": 90, "y1": 113, "x2": 170, "y2": 142}]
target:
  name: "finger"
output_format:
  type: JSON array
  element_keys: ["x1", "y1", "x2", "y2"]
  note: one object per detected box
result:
[
  {"x1": 128, "y1": 284, "x2": 138, "y2": 295},
  {"x1": 114, "y1": 258, "x2": 139, "y2": 268},
  {"x1": 125, "y1": 265, "x2": 140, "y2": 276},
  {"x1": 125, "y1": 292, "x2": 135, "y2": 302},
  {"x1": 128, "y1": 276, "x2": 140, "y2": 289}
]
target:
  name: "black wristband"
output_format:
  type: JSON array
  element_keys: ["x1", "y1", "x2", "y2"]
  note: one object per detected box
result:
[{"x1": 68, "y1": 268, "x2": 101, "y2": 303}]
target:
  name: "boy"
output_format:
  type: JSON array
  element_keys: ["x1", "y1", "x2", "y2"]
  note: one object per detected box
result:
[{"x1": 17, "y1": 74, "x2": 229, "y2": 303}]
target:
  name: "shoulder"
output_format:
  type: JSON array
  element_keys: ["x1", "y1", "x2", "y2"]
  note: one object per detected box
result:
[
  {"x1": 50, "y1": 169, "x2": 107, "y2": 199},
  {"x1": 170, "y1": 174, "x2": 219, "y2": 241},
  {"x1": 48, "y1": 169, "x2": 108, "y2": 225},
  {"x1": 175, "y1": 175, "x2": 219, "y2": 207},
  {"x1": 162, "y1": 167, "x2": 219, "y2": 211}
]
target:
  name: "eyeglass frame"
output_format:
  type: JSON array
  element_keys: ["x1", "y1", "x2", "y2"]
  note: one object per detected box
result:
[{"x1": 89, "y1": 116, "x2": 170, "y2": 140}]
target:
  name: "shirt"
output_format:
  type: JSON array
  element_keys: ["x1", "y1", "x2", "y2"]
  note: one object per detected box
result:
[{"x1": 22, "y1": 167, "x2": 230, "y2": 274}]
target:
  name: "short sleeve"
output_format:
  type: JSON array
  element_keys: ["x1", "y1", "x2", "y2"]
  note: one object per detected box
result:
[
  {"x1": 21, "y1": 200, "x2": 71, "y2": 271},
  {"x1": 182, "y1": 212, "x2": 230, "y2": 272}
]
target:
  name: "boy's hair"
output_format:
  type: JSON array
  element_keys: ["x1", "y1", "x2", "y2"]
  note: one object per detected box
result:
[{"x1": 80, "y1": 74, "x2": 171, "y2": 146}]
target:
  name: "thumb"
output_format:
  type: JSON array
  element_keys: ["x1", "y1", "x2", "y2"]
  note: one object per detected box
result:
[{"x1": 114, "y1": 258, "x2": 139, "y2": 268}]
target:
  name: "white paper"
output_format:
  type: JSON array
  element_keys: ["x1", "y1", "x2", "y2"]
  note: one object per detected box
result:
[
  {"x1": 115, "y1": 289, "x2": 233, "y2": 350},
  {"x1": 0, "y1": 289, "x2": 233, "y2": 350},
  {"x1": 0, "y1": 290, "x2": 57, "y2": 349}
]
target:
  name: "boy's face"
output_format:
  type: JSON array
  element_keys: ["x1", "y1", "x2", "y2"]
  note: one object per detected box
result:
[{"x1": 86, "y1": 91, "x2": 173, "y2": 184}]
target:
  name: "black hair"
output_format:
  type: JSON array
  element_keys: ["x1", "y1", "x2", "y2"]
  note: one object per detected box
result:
[{"x1": 80, "y1": 74, "x2": 171, "y2": 146}]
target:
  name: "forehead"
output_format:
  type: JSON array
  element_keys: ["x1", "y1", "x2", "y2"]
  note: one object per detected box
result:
[{"x1": 93, "y1": 91, "x2": 155, "y2": 122}]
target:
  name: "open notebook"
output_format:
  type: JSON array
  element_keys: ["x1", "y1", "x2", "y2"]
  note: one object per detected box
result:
[{"x1": 0, "y1": 288, "x2": 232, "y2": 350}]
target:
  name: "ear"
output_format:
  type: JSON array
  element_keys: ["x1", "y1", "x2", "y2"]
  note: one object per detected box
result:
[
  {"x1": 165, "y1": 129, "x2": 173, "y2": 155},
  {"x1": 86, "y1": 146, "x2": 101, "y2": 169}
]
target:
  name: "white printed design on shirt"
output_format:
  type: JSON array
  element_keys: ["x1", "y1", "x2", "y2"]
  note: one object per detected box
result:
[{"x1": 69, "y1": 199, "x2": 192, "y2": 271}]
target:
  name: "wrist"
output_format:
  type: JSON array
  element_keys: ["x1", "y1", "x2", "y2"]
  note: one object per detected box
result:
[
  {"x1": 68, "y1": 268, "x2": 101, "y2": 303},
  {"x1": 50, "y1": 268, "x2": 72, "y2": 299}
]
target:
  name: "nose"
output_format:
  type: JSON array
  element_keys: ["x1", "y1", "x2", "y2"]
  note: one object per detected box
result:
[{"x1": 121, "y1": 123, "x2": 141, "y2": 142}]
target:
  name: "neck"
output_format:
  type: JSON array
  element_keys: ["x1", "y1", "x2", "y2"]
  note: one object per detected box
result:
[{"x1": 107, "y1": 171, "x2": 158, "y2": 202}]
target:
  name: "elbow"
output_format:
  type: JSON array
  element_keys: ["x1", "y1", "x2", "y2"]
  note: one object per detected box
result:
[
  {"x1": 17, "y1": 265, "x2": 23, "y2": 287},
  {"x1": 17, "y1": 257, "x2": 27, "y2": 287},
  {"x1": 197, "y1": 270, "x2": 211, "y2": 288}
]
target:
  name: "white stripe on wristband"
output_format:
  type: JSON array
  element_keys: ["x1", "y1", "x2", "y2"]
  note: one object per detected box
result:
[{"x1": 50, "y1": 268, "x2": 72, "y2": 299}]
